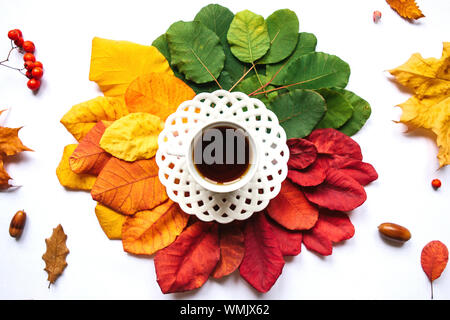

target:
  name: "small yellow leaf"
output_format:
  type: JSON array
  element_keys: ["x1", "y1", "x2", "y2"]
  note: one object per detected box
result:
[
  {"x1": 100, "y1": 112, "x2": 164, "y2": 162},
  {"x1": 89, "y1": 37, "x2": 173, "y2": 97},
  {"x1": 61, "y1": 96, "x2": 128, "y2": 141},
  {"x1": 56, "y1": 144, "x2": 96, "y2": 190},
  {"x1": 94, "y1": 203, "x2": 126, "y2": 240},
  {"x1": 386, "y1": 0, "x2": 425, "y2": 20}
]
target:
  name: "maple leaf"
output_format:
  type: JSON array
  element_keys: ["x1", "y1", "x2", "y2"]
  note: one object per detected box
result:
[
  {"x1": 0, "y1": 158, "x2": 12, "y2": 189},
  {"x1": 91, "y1": 157, "x2": 168, "y2": 215},
  {"x1": 389, "y1": 43, "x2": 450, "y2": 166},
  {"x1": 42, "y1": 224, "x2": 70, "y2": 287},
  {"x1": 0, "y1": 127, "x2": 32, "y2": 157},
  {"x1": 386, "y1": 0, "x2": 425, "y2": 20},
  {"x1": 421, "y1": 240, "x2": 449, "y2": 299}
]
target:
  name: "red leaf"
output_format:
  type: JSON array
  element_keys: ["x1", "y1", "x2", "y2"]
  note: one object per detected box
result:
[
  {"x1": 266, "y1": 180, "x2": 318, "y2": 230},
  {"x1": 154, "y1": 222, "x2": 220, "y2": 293},
  {"x1": 240, "y1": 213, "x2": 285, "y2": 293},
  {"x1": 313, "y1": 210, "x2": 355, "y2": 242},
  {"x1": 266, "y1": 215, "x2": 302, "y2": 256},
  {"x1": 287, "y1": 161, "x2": 326, "y2": 187},
  {"x1": 287, "y1": 138, "x2": 317, "y2": 170},
  {"x1": 211, "y1": 223, "x2": 245, "y2": 279},
  {"x1": 69, "y1": 121, "x2": 111, "y2": 175},
  {"x1": 303, "y1": 229, "x2": 332, "y2": 256},
  {"x1": 421, "y1": 241, "x2": 449, "y2": 282},
  {"x1": 318, "y1": 155, "x2": 378, "y2": 186},
  {"x1": 307, "y1": 128, "x2": 362, "y2": 160},
  {"x1": 303, "y1": 168, "x2": 367, "y2": 211}
]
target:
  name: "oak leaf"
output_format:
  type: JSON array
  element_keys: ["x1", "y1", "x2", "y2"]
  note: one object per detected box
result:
[
  {"x1": 60, "y1": 96, "x2": 129, "y2": 141},
  {"x1": 56, "y1": 144, "x2": 96, "y2": 191},
  {"x1": 91, "y1": 157, "x2": 167, "y2": 215},
  {"x1": 155, "y1": 222, "x2": 220, "y2": 293},
  {"x1": 95, "y1": 203, "x2": 126, "y2": 240},
  {"x1": 42, "y1": 224, "x2": 69, "y2": 287},
  {"x1": 0, "y1": 127, "x2": 32, "y2": 157},
  {"x1": 421, "y1": 240, "x2": 448, "y2": 299},
  {"x1": 89, "y1": 37, "x2": 173, "y2": 97},
  {"x1": 0, "y1": 158, "x2": 11, "y2": 189},
  {"x1": 99, "y1": 113, "x2": 164, "y2": 162},
  {"x1": 386, "y1": 0, "x2": 424, "y2": 20},
  {"x1": 125, "y1": 73, "x2": 195, "y2": 120},
  {"x1": 122, "y1": 200, "x2": 189, "y2": 255},
  {"x1": 69, "y1": 121, "x2": 111, "y2": 175}
]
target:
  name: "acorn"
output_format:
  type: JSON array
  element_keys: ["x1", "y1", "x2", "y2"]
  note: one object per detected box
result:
[
  {"x1": 9, "y1": 210, "x2": 26, "y2": 238},
  {"x1": 378, "y1": 222, "x2": 411, "y2": 242}
]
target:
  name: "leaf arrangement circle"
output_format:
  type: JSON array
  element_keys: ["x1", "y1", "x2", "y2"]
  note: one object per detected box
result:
[{"x1": 156, "y1": 90, "x2": 289, "y2": 223}]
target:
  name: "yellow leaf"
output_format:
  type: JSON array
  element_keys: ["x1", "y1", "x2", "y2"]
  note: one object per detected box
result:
[
  {"x1": 122, "y1": 200, "x2": 189, "y2": 255},
  {"x1": 56, "y1": 144, "x2": 96, "y2": 190},
  {"x1": 99, "y1": 112, "x2": 164, "y2": 162},
  {"x1": 89, "y1": 37, "x2": 173, "y2": 97},
  {"x1": 432, "y1": 100, "x2": 450, "y2": 167},
  {"x1": 95, "y1": 203, "x2": 126, "y2": 240},
  {"x1": 386, "y1": 0, "x2": 425, "y2": 20}
]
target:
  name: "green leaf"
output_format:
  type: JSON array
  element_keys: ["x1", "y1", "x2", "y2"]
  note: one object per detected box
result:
[
  {"x1": 258, "y1": 9, "x2": 299, "y2": 64},
  {"x1": 314, "y1": 88, "x2": 354, "y2": 129},
  {"x1": 266, "y1": 32, "x2": 317, "y2": 78},
  {"x1": 268, "y1": 89, "x2": 326, "y2": 139},
  {"x1": 334, "y1": 88, "x2": 372, "y2": 136},
  {"x1": 235, "y1": 74, "x2": 277, "y2": 105},
  {"x1": 227, "y1": 10, "x2": 270, "y2": 63},
  {"x1": 152, "y1": 34, "x2": 171, "y2": 61},
  {"x1": 166, "y1": 21, "x2": 225, "y2": 84},
  {"x1": 271, "y1": 52, "x2": 350, "y2": 90}
]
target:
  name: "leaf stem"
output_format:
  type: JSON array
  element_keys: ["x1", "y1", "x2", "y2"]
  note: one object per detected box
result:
[
  {"x1": 190, "y1": 48, "x2": 222, "y2": 89},
  {"x1": 229, "y1": 64, "x2": 255, "y2": 92},
  {"x1": 431, "y1": 280, "x2": 434, "y2": 300},
  {"x1": 248, "y1": 60, "x2": 288, "y2": 96},
  {"x1": 249, "y1": 80, "x2": 309, "y2": 96}
]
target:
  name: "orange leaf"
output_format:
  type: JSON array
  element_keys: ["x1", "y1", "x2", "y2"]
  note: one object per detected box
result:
[
  {"x1": 421, "y1": 240, "x2": 448, "y2": 281},
  {"x1": 125, "y1": 73, "x2": 195, "y2": 121},
  {"x1": 0, "y1": 127, "x2": 32, "y2": 157},
  {"x1": 69, "y1": 121, "x2": 111, "y2": 175},
  {"x1": 0, "y1": 158, "x2": 11, "y2": 189},
  {"x1": 211, "y1": 223, "x2": 245, "y2": 279},
  {"x1": 91, "y1": 157, "x2": 168, "y2": 215},
  {"x1": 386, "y1": 0, "x2": 425, "y2": 20},
  {"x1": 122, "y1": 200, "x2": 189, "y2": 255}
]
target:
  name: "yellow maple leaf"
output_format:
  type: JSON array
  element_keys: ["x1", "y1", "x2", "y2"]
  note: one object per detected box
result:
[
  {"x1": 89, "y1": 37, "x2": 173, "y2": 97},
  {"x1": 60, "y1": 96, "x2": 129, "y2": 141},
  {"x1": 389, "y1": 43, "x2": 450, "y2": 167},
  {"x1": 99, "y1": 112, "x2": 164, "y2": 162},
  {"x1": 56, "y1": 144, "x2": 96, "y2": 190},
  {"x1": 95, "y1": 203, "x2": 126, "y2": 240},
  {"x1": 386, "y1": 0, "x2": 425, "y2": 20}
]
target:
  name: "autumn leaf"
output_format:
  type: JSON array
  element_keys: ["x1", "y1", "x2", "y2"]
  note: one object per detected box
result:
[
  {"x1": 421, "y1": 240, "x2": 448, "y2": 299},
  {"x1": 60, "y1": 96, "x2": 128, "y2": 141},
  {"x1": 287, "y1": 161, "x2": 326, "y2": 187},
  {"x1": 56, "y1": 144, "x2": 96, "y2": 191},
  {"x1": 99, "y1": 113, "x2": 164, "y2": 162},
  {"x1": 266, "y1": 180, "x2": 318, "y2": 230},
  {"x1": 125, "y1": 73, "x2": 195, "y2": 120},
  {"x1": 42, "y1": 224, "x2": 69, "y2": 287},
  {"x1": 287, "y1": 138, "x2": 317, "y2": 170},
  {"x1": 318, "y1": 155, "x2": 378, "y2": 186},
  {"x1": 122, "y1": 200, "x2": 189, "y2": 255},
  {"x1": 69, "y1": 121, "x2": 111, "y2": 175},
  {"x1": 0, "y1": 158, "x2": 11, "y2": 189},
  {"x1": 94, "y1": 203, "x2": 126, "y2": 240},
  {"x1": 89, "y1": 37, "x2": 173, "y2": 96},
  {"x1": 91, "y1": 157, "x2": 167, "y2": 215},
  {"x1": 155, "y1": 222, "x2": 220, "y2": 293},
  {"x1": 211, "y1": 223, "x2": 245, "y2": 279},
  {"x1": 239, "y1": 213, "x2": 285, "y2": 293},
  {"x1": 266, "y1": 215, "x2": 302, "y2": 256},
  {"x1": 0, "y1": 127, "x2": 32, "y2": 156},
  {"x1": 386, "y1": 0, "x2": 425, "y2": 20},
  {"x1": 307, "y1": 128, "x2": 362, "y2": 160}
]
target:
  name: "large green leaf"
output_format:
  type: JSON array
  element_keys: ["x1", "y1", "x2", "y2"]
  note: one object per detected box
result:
[
  {"x1": 266, "y1": 32, "x2": 317, "y2": 79},
  {"x1": 235, "y1": 74, "x2": 278, "y2": 105},
  {"x1": 334, "y1": 88, "x2": 372, "y2": 136},
  {"x1": 271, "y1": 52, "x2": 350, "y2": 90},
  {"x1": 227, "y1": 10, "x2": 270, "y2": 63},
  {"x1": 268, "y1": 89, "x2": 326, "y2": 139},
  {"x1": 152, "y1": 34, "x2": 171, "y2": 60},
  {"x1": 314, "y1": 88, "x2": 353, "y2": 129},
  {"x1": 258, "y1": 9, "x2": 299, "y2": 64},
  {"x1": 166, "y1": 21, "x2": 225, "y2": 84}
]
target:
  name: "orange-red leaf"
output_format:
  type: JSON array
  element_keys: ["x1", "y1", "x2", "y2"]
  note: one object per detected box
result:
[
  {"x1": 239, "y1": 213, "x2": 285, "y2": 293},
  {"x1": 307, "y1": 128, "x2": 362, "y2": 160},
  {"x1": 386, "y1": 0, "x2": 425, "y2": 20},
  {"x1": 211, "y1": 223, "x2": 245, "y2": 279},
  {"x1": 266, "y1": 179, "x2": 318, "y2": 230},
  {"x1": 91, "y1": 157, "x2": 168, "y2": 215},
  {"x1": 266, "y1": 215, "x2": 302, "y2": 256},
  {"x1": 155, "y1": 222, "x2": 220, "y2": 294},
  {"x1": 69, "y1": 121, "x2": 111, "y2": 175},
  {"x1": 122, "y1": 200, "x2": 189, "y2": 255},
  {"x1": 421, "y1": 240, "x2": 448, "y2": 281},
  {"x1": 287, "y1": 138, "x2": 317, "y2": 170},
  {"x1": 287, "y1": 161, "x2": 326, "y2": 187}
]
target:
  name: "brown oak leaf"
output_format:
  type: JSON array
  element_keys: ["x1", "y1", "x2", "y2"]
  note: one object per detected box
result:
[
  {"x1": 386, "y1": 0, "x2": 425, "y2": 20},
  {"x1": 42, "y1": 224, "x2": 70, "y2": 287}
]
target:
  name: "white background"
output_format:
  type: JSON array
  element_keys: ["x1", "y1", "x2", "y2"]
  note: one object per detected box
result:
[{"x1": 0, "y1": 0, "x2": 449, "y2": 300}]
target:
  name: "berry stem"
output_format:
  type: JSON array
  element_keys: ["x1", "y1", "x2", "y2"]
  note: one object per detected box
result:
[{"x1": 0, "y1": 46, "x2": 27, "y2": 77}]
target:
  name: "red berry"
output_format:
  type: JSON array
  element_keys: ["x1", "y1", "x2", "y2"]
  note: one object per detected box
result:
[
  {"x1": 24, "y1": 61, "x2": 34, "y2": 71},
  {"x1": 33, "y1": 61, "x2": 43, "y2": 69},
  {"x1": 22, "y1": 41, "x2": 35, "y2": 53},
  {"x1": 27, "y1": 78, "x2": 40, "y2": 91},
  {"x1": 431, "y1": 179, "x2": 442, "y2": 189},
  {"x1": 14, "y1": 37, "x2": 24, "y2": 47},
  {"x1": 14, "y1": 29, "x2": 23, "y2": 37},
  {"x1": 31, "y1": 67, "x2": 44, "y2": 79},
  {"x1": 23, "y1": 53, "x2": 35, "y2": 62},
  {"x1": 8, "y1": 30, "x2": 20, "y2": 41},
  {"x1": 25, "y1": 70, "x2": 33, "y2": 79}
]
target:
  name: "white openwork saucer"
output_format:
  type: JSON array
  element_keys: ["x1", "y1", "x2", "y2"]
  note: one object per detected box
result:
[{"x1": 156, "y1": 90, "x2": 289, "y2": 223}]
